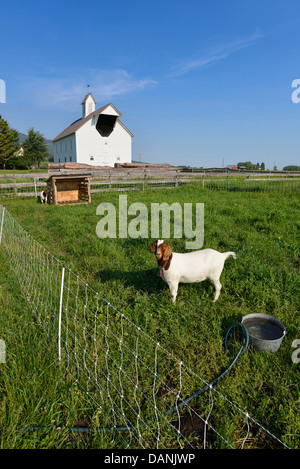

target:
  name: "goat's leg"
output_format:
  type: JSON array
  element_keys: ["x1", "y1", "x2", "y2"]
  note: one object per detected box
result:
[
  {"x1": 168, "y1": 282, "x2": 178, "y2": 303},
  {"x1": 212, "y1": 278, "x2": 222, "y2": 302}
]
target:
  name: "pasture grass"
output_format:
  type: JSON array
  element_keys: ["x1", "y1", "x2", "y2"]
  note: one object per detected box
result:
[
  {"x1": 0, "y1": 182, "x2": 299, "y2": 448},
  {"x1": 0, "y1": 255, "x2": 127, "y2": 449}
]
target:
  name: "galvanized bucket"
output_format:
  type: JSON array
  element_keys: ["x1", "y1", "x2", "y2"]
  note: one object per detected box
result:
[{"x1": 241, "y1": 313, "x2": 286, "y2": 353}]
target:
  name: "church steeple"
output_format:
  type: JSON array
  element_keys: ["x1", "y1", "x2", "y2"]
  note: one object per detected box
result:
[{"x1": 81, "y1": 90, "x2": 96, "y2": 118}]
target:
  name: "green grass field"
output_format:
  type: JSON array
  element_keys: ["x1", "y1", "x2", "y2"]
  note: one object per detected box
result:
[{"x1": 0, "y1": 183, "x2": 299, "y2": 448}]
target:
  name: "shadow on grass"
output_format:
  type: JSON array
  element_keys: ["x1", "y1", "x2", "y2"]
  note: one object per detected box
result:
[
  {"x1": 96, "y1": 267, "x2": 164, "y2": 295},
  {"x1": 96, "y1": 265, "x2": 220, "y2": 303}
]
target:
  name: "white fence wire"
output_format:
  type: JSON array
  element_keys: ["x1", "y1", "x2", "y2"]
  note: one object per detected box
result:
[{"x1": 0, "y1": 205, "x2": 290, "y2": 449}]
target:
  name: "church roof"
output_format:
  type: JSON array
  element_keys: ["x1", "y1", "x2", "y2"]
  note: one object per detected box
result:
[{"x1": 52, "y1": 103, "x2": 133, "y2": 142}]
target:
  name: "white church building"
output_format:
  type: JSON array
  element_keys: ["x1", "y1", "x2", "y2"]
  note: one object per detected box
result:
[{"x1": 52, "y1": 93, "x2": 133, "y2": 167}]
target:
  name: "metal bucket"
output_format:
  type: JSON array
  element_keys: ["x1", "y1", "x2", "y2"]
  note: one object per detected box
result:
[{"x1": 241, "y1": 313, "x2": 286, "y2": 353}]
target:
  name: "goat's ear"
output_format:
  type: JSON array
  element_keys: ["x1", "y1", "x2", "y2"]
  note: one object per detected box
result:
[
  {"x1": 149, "y1": 241, "x2": 157, "y2": 253},
  {"x1": 162, "y1": 243, "x2": 172, "y2": 260}
]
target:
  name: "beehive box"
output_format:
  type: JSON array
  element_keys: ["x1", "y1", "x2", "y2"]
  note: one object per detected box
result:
[{"x1": 47, "y1": 174, "x2": 91, "y2": 205}]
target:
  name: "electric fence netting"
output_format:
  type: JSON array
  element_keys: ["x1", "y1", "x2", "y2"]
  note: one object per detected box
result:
[{"x1": 0, "y1": 205, "x2": 290, "y2": 449}]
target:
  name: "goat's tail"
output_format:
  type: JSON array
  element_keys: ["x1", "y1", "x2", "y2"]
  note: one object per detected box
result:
[{"x1": 224, "y1": 251, "x2": 237, "y2": 261}]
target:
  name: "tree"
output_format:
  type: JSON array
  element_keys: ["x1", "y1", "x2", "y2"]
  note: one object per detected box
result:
[
  {"x1": 0, "y1": 115, "x2": 20, "y2": 169},
  {"x1": 237, "y1": 161, "x2": 255, "y2": 170},
  {"x1": 7, "y1": 150, "x2": 32, "y2": 170},
  {"x1": 283, "y1": 165, "x2": 300, "y2": 171},
  {"x1": 261, "y1": 162, "x2": 265, "y2": 170},
  {"x1": 22, "y1": 128, "x2": 49, "y2": 168}
]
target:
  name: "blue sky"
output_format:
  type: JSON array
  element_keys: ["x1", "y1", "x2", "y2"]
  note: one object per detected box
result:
[{"x1": 1, "y1": 0, "x2": 300, "y2": 169}]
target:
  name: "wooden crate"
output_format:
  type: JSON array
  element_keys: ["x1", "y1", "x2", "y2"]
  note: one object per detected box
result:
[{"x1": 47, "y1": 174, "x2": 91, "y2": 205}]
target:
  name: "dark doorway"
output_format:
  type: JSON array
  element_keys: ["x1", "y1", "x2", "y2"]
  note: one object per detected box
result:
[{"x1": 96, "y1": 114, "x2": 117, "y2": 137}]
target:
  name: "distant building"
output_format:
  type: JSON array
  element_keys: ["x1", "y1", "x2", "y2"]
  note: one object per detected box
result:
[
  {"x1": 52, "y1": 93, "x2": 133, "y2": 167},
  {"x1": 225, "y1": 164, "x2": 237, "y2": 170}
]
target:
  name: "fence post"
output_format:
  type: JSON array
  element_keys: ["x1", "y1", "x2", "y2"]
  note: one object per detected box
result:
[
  {"x1": 0, "y1": 206, "x2": 5, "y2": 245},
  {"x1": 144, "y1": 169, "x2": 147, "y2": 192},
  {"x1": 13, "y1": 177, "x2": 17, "y2": 196},
  {"x1": 58, "y1": 264, "x2": 65, "y2": 361}
]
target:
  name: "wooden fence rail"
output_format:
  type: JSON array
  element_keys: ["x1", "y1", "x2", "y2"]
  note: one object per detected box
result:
[
  {"x1": 0, "y1": 169, "x2": 299, "y2": 199},
  {"x1": 0, "y1": 168, "x2": 299, "y2": 179}
]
